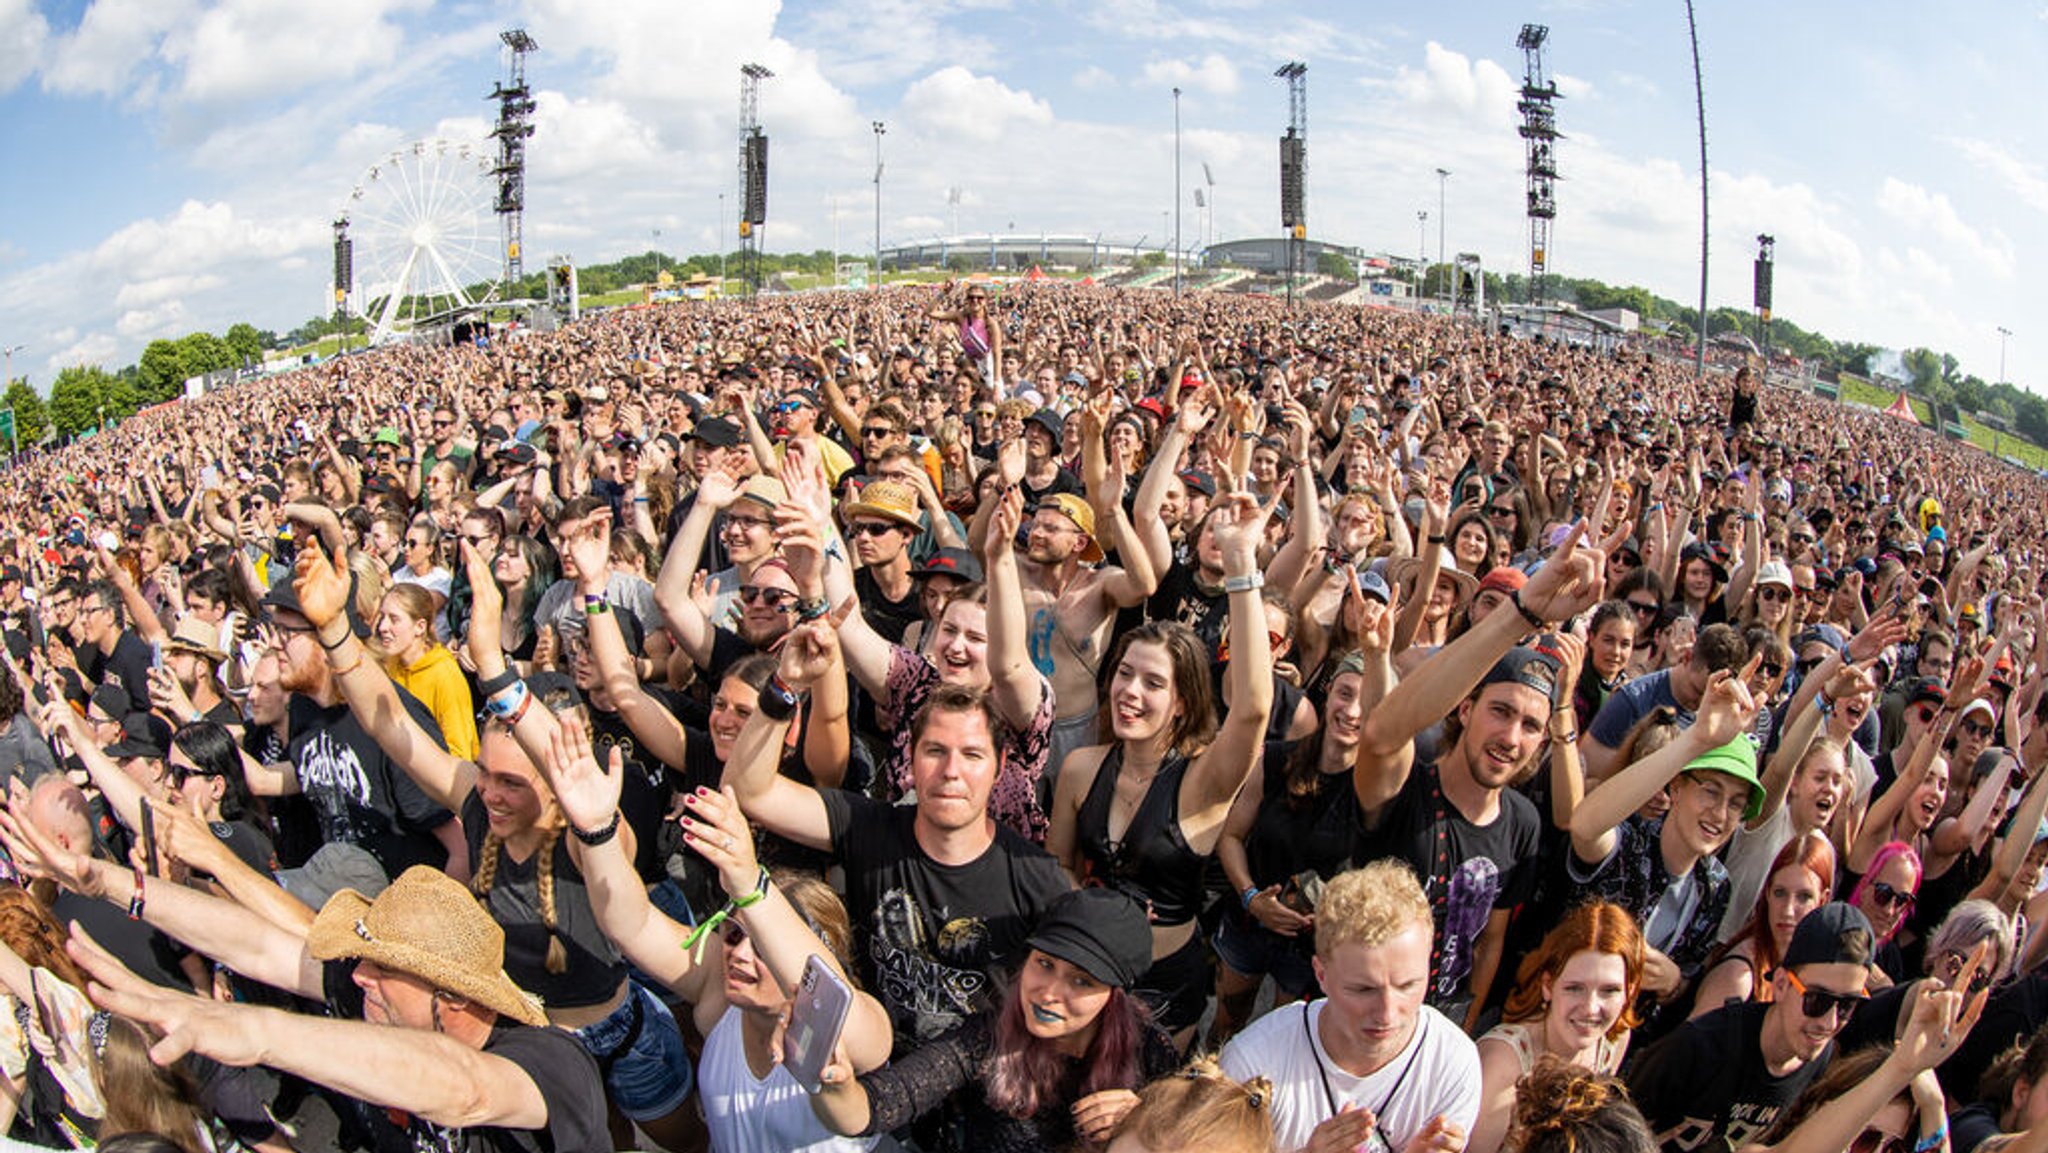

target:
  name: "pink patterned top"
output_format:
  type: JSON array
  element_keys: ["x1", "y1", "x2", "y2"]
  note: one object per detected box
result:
[{"x1": 880, "y1": 645, "x2": 1052, "y2": 844}]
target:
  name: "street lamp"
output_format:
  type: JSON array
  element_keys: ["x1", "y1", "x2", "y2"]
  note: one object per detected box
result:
[
  {"x1": 1, "y1": 344, "x2": 21, "y2": 388},
  {"x1": 1173, "y1": 86, "x2": 1182, "y2": 297},
  {"x1": 1416, "y1": 212, "x2": 1427, "y2": 297},
  {"x1": 1435, "y1": 168, "x2": 1451, "y2": 307},
  {"x1": 872, "y1": 121, "x2": 886, "y2": 287},
  {"x1": 1998, "y1": 326, "x2": 2013, "y2": 386}
]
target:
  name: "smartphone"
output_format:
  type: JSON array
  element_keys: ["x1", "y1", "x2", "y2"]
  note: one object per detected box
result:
[
  {"x1": 782, "y1": 955, "x2": 854, "y2": 1095},
  {"x1": 148, "y1": 641, "x2": 162, "y2": 670},
  {"x1": 139, "y1": 803, "x2": 159, "y2": 877}
]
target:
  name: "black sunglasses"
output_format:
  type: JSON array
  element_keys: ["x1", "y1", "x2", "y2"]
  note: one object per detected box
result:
[
  {"x1": 740, "y1": 586, "x2": 798, "y2": 610},
  {"x1": 1786, "y1": 969, "x2": 1867, "y2": 1020},
  {"x1": 1868, "y1": 880, "x2": 1915, "y2": 910}
]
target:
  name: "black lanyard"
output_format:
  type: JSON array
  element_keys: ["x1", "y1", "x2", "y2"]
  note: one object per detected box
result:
[{"x1": 1302, "y1": 1001, "x2": 1427, "y2": 1152}]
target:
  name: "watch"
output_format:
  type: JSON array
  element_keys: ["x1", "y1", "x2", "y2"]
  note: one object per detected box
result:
[{"x1": 1222, "y1": 572, "x2": 1265, "y2": 594}]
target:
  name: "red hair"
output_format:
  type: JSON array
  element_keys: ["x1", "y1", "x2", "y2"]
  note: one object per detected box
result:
[
  {"x1": 985, "y1": 973, "x2": 1151, "y2": 1119},
  {"x1": 1736, "y1": 830, "x2": 1837, "y2": 996},
  {"x1": 1502, "y1": 901, "x2": 1646, "y2": 1039}
]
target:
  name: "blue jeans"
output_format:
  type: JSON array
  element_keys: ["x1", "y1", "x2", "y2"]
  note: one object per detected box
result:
[{"x1": 574, "y1": 980, "x2": 693, "y2": 1121}]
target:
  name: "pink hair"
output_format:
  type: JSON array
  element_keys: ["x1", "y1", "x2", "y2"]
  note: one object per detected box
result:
[
  {"x1": 1848, "y1": 841, "x2": 1924, "y2": 943},
  {"x1": 985, "y1": 974, "x2": 1151, "y2": 1119}
]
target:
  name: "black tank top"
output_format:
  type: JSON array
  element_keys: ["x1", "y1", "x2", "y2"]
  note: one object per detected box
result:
[{"x1": 1075, "y1": 745, "x2": 1207, "y2": 926}]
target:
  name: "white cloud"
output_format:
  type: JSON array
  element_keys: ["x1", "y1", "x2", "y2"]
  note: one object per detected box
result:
[
  {"x1": 40, "y1": 0, "x2": 195, "y2": 97},
  {"x1": 1072, "y1": 64, "x2": 1116, "y2": 91},
  {"x1": 1141, "y1": 54, "x2": 1240, "y2": 96},
  {"x1": 167, "y1": 0, "x2": 426, "y2": 104},
  {"x1": 1554, "y1": 73, "x2": 1594, "y2": 100},
  {"x1": 1876, "y1": 177, "x2": 2014, "y2": 279},
  {"x1": 49, "y1": 332, "x2": 117, "y2": 370},
  {"x1": 1384, "y1": 42, "x2": 1521, "y2": 131},
  {"x1": 0, "y1": 0, "x2": 48, "y2": 93},
  {"x1": 901, "y1": 66, "x2": 1052, "y2": 142},
  {"x1": 1952, "y1": 137, "x2": 2048, "y2": 216}
]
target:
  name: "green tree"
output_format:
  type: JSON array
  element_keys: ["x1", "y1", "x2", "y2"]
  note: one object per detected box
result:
[
  {"x1": 2, "y1": 381, "x2": 46, "y2": 449},
  {"x1": 178, "y1": 332, "x2": 233, "y2": 377},
  {"x1": 137, "y1": 339, "x2": 186, "y2": 402},
  {"x1": 223, "y1": 323, "x2": 268, "y2": 364},
  {"x1": 47, "y1": 366, "x2": 112, "y2": 438},
  {"x1": 1316, "y1": 250, "x2": 1355, "y2": 280}
]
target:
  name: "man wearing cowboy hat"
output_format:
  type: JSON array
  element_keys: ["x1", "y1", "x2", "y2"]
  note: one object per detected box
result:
[
  {"x1": 54, "y1": 860, "x2": 607, "y2": 1153},
  {"x1": 154, "y1": 615, "x2": 238, "y2": 727},
  {"x1": 843, "y1": 479, "x2": 927, "y2": 643}
]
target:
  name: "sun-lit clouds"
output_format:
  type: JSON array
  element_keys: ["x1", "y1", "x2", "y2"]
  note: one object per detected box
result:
[
  {"x1": 901, "y1": 66, "x2": 1054, "y2": 142},
  {"x1": 0, "y1": 0, "x2": 48, "y2": 93},
  {"x1": 1876, "y1": 177, "x2": 2014, "y2": 280},
  {"x1": 1141, "y1": 54, "x2": 1240, "y2": 96}
]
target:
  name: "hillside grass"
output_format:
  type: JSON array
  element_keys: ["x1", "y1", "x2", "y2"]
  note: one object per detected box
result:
[{"x1": 1835, "y1": 374, "x2": 2048, "y2": 471}]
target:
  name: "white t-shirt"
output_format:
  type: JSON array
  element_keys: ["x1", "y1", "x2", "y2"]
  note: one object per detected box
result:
[{"x1": 1221, "y1": 1000, "x2": 1481, "y2": 1153}]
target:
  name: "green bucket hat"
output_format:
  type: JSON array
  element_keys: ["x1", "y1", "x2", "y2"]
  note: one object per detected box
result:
[{"x1": 1684, "y1": 736, "x2": 1764, "y2": 821}]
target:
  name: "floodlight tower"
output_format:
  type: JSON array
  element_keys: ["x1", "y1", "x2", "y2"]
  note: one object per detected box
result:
[
  {"x1": 1753, "y1": 234, "x2": 1775, "y2": 363},
  {"x1": 738, "y1": 63, "x2": 773, "y2": 296},
  {"x1": 332, "y1": 217, "x2": 353, "y2": 352},
  {"x1": 490, "y1": 29, "x2": 538, "y2": 286},
  {"x1": 1516, "y1": 24, "x2": 1560, "y2": 306},
  {"x1": 1275, "y1": 62, "x2": 1307, "y2": 308}
]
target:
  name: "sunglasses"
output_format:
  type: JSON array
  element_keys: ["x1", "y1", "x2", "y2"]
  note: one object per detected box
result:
[
  {"x1": 1758, "y1": 587, "x2": 1790, "y2": 602},
  {"x1": 861, "y1": 426, "x2": 898, "y2": 439},
  {"x1": 740, "y1": 586, "x2": 798, "y2": 610},
  {"x1": 1960, "y1": 720, "x2": 1995, "y2": 739},
  {"x1": 722, "y1": 921, "x2": 748, "y2": 948},
  {"x1": 1757, "y1": 661, "x2": 1785, "y2": 679},
  {"x1": 432, "y1": 419, "x2": 454, "y2": 428},
  {"x1": 721, "y1": 516, "x2": 772, "y2": 534},
  {"x1": 847, "y1": 521, "x2": 901, "y2": 539},
  {"x1": 1850, "y1": 1132, "x2": 1907, "y2": 1153},
  {"x1": 1486, "y1": 505, "x2": 1516, "y2": 518},
  {"x1": 1627, "y1": 600, "x2": 1659, "y2": 617},
  {"x1": 1867, "y1": 880, "x2": 1916, "y2": 911},
  {"x1": 1784, "y1": 968, "x2": 1867, "y2": 1020},
  {"x1": 1796, "y1": 586, "x2": 1822, "y2": 599}
]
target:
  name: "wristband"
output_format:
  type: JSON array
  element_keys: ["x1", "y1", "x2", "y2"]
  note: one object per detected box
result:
[
  {"x1": 570, "y1": 811, "x2": 621, "y2": 846},
  {"x1": 796, "y1": 596, "x2": 830, "y2": 622},
  {"x1": 505, "y1": 689, "x2": 535, "y2": 727},
  {"x1": 127, "y1": 867, "x2": 146, "y2": 921},
  {"x1": 1222, "y1": 572, "x2": 1264, "y2": 595},
  {"x1": 485, "y1": 680, "x2": 530, "y2": 720},
  {"x1": 1914, "y1": 1126, "x2": 1947, "y2": 1153},
  {"x1": 477, "y1": 669, "x2": 521, "y2": 700},
  {"x1": 1241, "y1": 885, "x2": 1261, "y2": 911},
  {"x1": 584, "y1": 598, "x2": 610, "y2": 616},
  {"x1": 758, "y1": 674, "x2": 802, "y2": 722},
  {"x1": 1510, "y1": 589, "x2": 1547, "y2": 629},
  {"x1": 317, "y1": 627, "x2": 352, "y2": 652},
  {"x1": 733, "y1": 866, "x2": 771, "y2": 908},
  {"x1": 1426, "y1": 534, "x2": 1447, "y2": 545},
  {"x1": 1551, "y1": 729, "x2": 1579, "y2": 744}
]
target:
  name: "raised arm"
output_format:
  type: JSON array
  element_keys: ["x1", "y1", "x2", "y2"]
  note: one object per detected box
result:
[
  {"x1": 720, "y1": 630, "x2": 836, "y2": 852},
  {"x1": 1572, "y1": 664, "x2": 1759, "y2": 864},
  {"x1": 577, "y1": 514, "x2": 690, "y2": 773},
  {"x1": 1186, "y1": 493, "x2": 1276, "y2": 813},
  {"x1": 980, "y1": 488, "x2": 1048, "y2": 733},
  {"x1": 75, "y1": 932, "x2": 553, "y2": 1134},
  {"x1": 653, "y1": 469, "x2": 741, "y2": 668}
]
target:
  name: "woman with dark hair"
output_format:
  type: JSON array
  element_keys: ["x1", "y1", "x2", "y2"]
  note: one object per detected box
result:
[
  {"x1": 487, "y1": 531, "x2": 556, "y2": 666},
  {"x1": 1447, "y1": 508, "x2": 1495, "y2": 577},
  {"x1": 1691, "y1": 831, "x2": 1835, "y2": 1017},
  {"x1": 1047, "y1": 492, "x2": 1275, "y2": 1044},
  {"x1": 1487, "y1": 485, "x2": 1534, "y2": 554},
  {"x1": 165, "y1": 720, "x2": 273, "y2": 874},
  {"x1": 1572, "y1": 602, "x2": 1638, "y2": 731},
  {"x1": 811, "y1": 887, "x2": 1178, "y2": 1153},
  {"x1": 1473, "y1": 902, "x2": 1647, "y2": 1153}
]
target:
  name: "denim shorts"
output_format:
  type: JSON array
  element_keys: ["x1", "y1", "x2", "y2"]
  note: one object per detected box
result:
[
  {"x1": 574, "y1": 980, "x2": 694, "y2": 1121},
  {"x1": 1212, "y1": 913, "x2": 1319, "y2": 998}
]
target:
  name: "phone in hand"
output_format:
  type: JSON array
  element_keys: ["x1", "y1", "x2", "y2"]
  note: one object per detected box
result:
[
  {"x1": 139, "y1": 803, "x2": 159, "y2": 878},
  {"x1": 782, "y1": 954, "x2": 854, "y2": 1095}
]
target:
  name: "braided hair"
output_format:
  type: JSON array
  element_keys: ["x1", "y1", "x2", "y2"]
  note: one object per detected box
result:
[{"x1": 473, "y1": 823, "x2": 570, "y2": 974}]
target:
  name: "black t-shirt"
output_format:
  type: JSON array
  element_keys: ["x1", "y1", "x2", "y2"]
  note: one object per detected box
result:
[
  {"x1": 1356, "y1": 758, "x2": 1540, "y2": 1008},
  {"x1": 1020, "y1": 467, "x2": 1083, "y2": 507},
  {"x1": 97, "y1": 630, "x2": 156, "y2": 716},
  {"x1": 320, "y1": 960, "x2": 607, "y2": 1153},
  {"x1": 821, "y1": 789, "x2": 1071, "y2": 1047},
  {"x1": 855, "y1": 567, "x2": 922, "y2": 645},
  {"x1": 54, "y1": 890, "x2": 192, "y2": 992},
  {"x1": 1941, "y1": 971, "x2": 2048, "y2": 1103},
  {"x1": 1244, "y1": 739, "x2": 1363, "y2": 895},
  {"x1": 287, "y1": 690, "x2": 454, "y2": 877},
  {"x1": 1952, "y1": 1103, "x2": 2003, "y2": 1153},
  {"x1": 1626, "y1": 1000, "x2": 1829, "y2": 1153},
  {"x1": 586, "y1": 705, "x2": 672, "y2": 884},
  {"x1": 460, "y1": 792, "x2": 625, "y2": 1011},
  {"x1": 1145, "y1": 561, "x2": 1228, "y2": 658}
]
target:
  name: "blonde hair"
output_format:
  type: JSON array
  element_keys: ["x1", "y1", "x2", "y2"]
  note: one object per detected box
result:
[
  {"x1": 1316, "y1": 860, "x2": 1432, "y2": 957},
  {"x1": 471, "y1": 738, "x2": 569, "y2": 974},
  {"x1": 1110, "y1": 1053, "x2": 1275, "y2": 1153}
]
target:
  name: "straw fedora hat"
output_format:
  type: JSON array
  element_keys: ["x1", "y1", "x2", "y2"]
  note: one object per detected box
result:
[
  {"x1": 842, "y1": 480, "x2": 923, "y2": 529},
  {"x1": 1384, "y1": 557, "x2": 1479, "y2": 611},
  {"x1": 307, "y1": 866, "x2": 547, "y2": 1027}
]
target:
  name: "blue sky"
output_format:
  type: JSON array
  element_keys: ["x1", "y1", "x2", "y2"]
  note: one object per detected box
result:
[{"x1": 1, "y1": 0, "x2": 2045, "y2": 391}]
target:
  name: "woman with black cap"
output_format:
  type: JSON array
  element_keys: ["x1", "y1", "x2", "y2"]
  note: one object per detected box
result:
[{"x1": 809, "y1": 887, "x2": 1178, "y2": 1153}]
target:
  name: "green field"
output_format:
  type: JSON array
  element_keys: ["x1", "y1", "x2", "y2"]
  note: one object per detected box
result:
[{"x1": 1834, "y1": 375, "x2": 2048, "y2": 471}]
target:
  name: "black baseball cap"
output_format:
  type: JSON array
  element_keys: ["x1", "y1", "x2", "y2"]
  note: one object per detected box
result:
[
  {"x1": 912, "y1": 548, "x2": 984, "y2": 583},
  {"x1": 1782, "y1": 902, "x2": 1875, "y2": 969},
  {"x1": 1025, "y1": 888, "x2": 1152, "y2": 989},
  {"x1": 104, "y1": 712, "x2": 172, "y2": 760},
  {"x1": 690, "y1": 417, "x2": 744, "y2": 448},
  {"x1": 1480, "y1": 646, "x2": 1563, "y2": 701}
]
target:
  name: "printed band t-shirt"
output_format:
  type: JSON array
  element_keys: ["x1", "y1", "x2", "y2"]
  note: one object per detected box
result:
[
  {"x1": 820, "y1": 789, "x2": 1070, "y2": 1048},
  {"x1": 287, "y1": 688, "x2": 454, "y2": 877}
]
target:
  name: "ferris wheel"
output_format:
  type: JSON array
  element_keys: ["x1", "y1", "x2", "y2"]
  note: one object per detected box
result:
[{"x1": 340, "y1": 139, "x2": 502, "y2": 345}]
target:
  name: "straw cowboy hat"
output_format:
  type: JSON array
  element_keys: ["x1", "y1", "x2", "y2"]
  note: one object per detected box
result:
[{"x1": 307, "y1": 866, "x2": 546, "y2": 1027}]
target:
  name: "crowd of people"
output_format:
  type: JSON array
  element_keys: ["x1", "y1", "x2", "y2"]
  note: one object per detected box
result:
[{"x1": 0, "y1": 279, "x2": 2041, "y2": 1153}]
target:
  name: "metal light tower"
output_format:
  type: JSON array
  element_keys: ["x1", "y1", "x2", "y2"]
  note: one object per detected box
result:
[
  {"x1": 1998, "y1": 326, "x2": 2012, "y2": 386},
  {"x1": 1202, "y1": 162, "x2": 1216, "y2": 248},
  {"x1": 1516, "y1": 24, "x2": 1560, "y2": 306},
  {"x1": 1685, "y1": 0, "x2": 1710, "y2": 380},
  {"x1": 872, "y1": 121, "x2": 886, "y2": 287},
  {"x1": 1753, "y1": 234, "x2": 1775, "y2": 363},
  {"x1": 737, "y1": 63, "x2": 772, "y2": 296},
  {"x1": 1275, "y1": 62, "x2": 1307, "y2": 308},
  {"x1": 331, "y1": 217, "x2": 353, "y2": 352},
  {"x1": 490, "y1": 29, "x2": 537, "y2": 286},
  {"x1": 1417, "y1": 211, "x2": 1428, "y2": 292}
]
